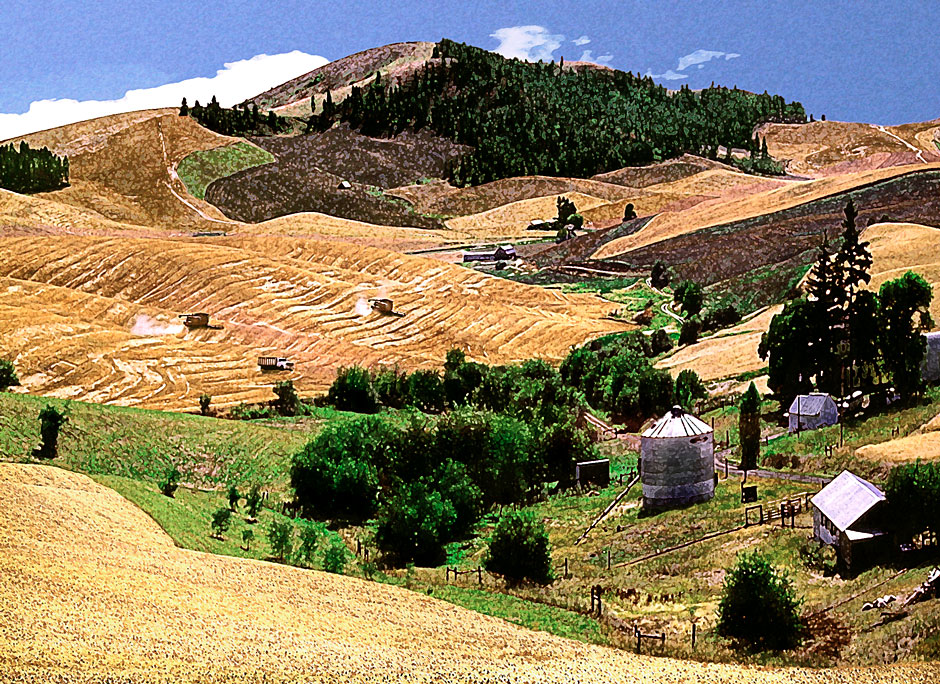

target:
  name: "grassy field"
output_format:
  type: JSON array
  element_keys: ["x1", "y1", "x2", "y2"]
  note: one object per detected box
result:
[
  {"x1": 177, "y1": 142, "x2": 275, "y2": 200},
  {"x1": 0, "y1": 391, "x2": 310, "y2": 490}
]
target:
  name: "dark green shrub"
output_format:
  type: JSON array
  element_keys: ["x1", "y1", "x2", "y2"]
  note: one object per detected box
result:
[
  {"x1": 406, "y1": 370, "x2": 446, "y2": 412},
  {"x1": 886, "y1": 460, "x2": 940, "y2": 541},
  {"x1": 296, "y1": 520, "x2": 320, "y2": 567},
  {"x1": 227, "y1": 484, "x2": 240, "y2": 511},
  {"x1": 327, "y1": 366, "x2": 378, "y2": 413},
  {"x1": 34, "y1": 404, "x2": 68, "y2": 459},
  {"x1": 244, "y1": 484, "x2": 263, "y2": 518},
  {"x1": 674, "y1": 369, "x2": 707, "y2": 410},
  {"x1": 268, "y1": 518, "x2": 294, "y2": 562},
  {"x1": 717, "y1": 550, "x2": 802, "y2": 650},
  {"x1": 273, "y1": 380, "x2": 301, "y2": 416},
  {"x1": 323, "y1": 536, "x2": 348, "y2": 574},
  {"x1": 678, "y1": 317, "x2": 701, "y2": 346},
  {"x1": 160, "y1": 466, "x2": 181, "y2": 497},
  {"x1": 242, "y1": 528, "x2": 254, "y2": 551},
  {"x1": 210, "y1": 507, "x2": 233, "y2": 539},
  {"x1": 0, "y1": 359, "x2": 19, "y2": 391},
  {"x1": 199, "y1": 393, "x2": 211, "y2": 416},
  {"x1": 485, "y1": 510, "x2": 553, "y2": 585}
]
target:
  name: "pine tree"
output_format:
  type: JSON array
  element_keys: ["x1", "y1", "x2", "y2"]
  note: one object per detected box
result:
[
  {"x1": 179, "y1": 97, "x2": 189, "y2": 116},
  {"x1": 739, "y1": 382, "x2": 761, "y2": 472}
]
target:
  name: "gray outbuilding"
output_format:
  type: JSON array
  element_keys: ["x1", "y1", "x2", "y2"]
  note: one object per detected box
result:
[
  {"x1": 640, "y1": 406, "x2": 714, "y2": 511},
  {"x1": 811, "y1": 470, "x2": 892, "y2": 574},
  {"x1": 787, "y1": 393, "x2": 838, "y2": 433}
]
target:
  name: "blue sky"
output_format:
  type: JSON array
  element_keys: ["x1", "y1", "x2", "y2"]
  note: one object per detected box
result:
[{"x1": 0, "y1": 0, "x2": 932, "y2": 137}]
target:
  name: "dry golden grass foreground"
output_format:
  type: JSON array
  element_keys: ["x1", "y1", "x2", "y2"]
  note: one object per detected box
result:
[{"x1": 2, "y1": 462, "x2": 938, "y2": 684}]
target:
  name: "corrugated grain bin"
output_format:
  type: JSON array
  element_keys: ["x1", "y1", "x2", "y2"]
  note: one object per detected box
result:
[{"x1": 640, "y1": 405, "x2": 714, "y2": 510}]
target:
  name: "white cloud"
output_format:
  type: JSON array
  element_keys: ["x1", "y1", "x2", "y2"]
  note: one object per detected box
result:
[
  {"x1": 645, "y1": 69, "x2": 688, "y2": 81},
  {"x1": 578, "y1": 50, "x2": 614, "y2": 66},
  {"x1": 490, "y1": 25, "x2": 563, "y2": 62},
  {"x1": 676, "y1": 49, "x2": 728, "y2": 71},
  {"x1": 573, "y1": 35, "x2": 591, "y2": 46},
  {"x1": 0, "y1": 50, "x2": 328, "y2": 141}
]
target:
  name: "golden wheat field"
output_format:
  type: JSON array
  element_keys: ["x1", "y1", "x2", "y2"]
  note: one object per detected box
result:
[
  {"x1": 0, "y1": 234, "x2": 625, "y2": 409},
  {"x1": 2, "y1": 462, "x2": 937, "y2": 684}
]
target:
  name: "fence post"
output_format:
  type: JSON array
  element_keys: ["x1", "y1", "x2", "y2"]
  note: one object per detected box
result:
[
  {"x1": 607, "y1": 547, "x2": 611, "y2": 571},
  {"x1": 692, "y1": 622, "x2": 697, "y2": 649},
  {"x1": 478, "y1": 566, "x2": 483, "y2": 586},
  {"x1": 564, "y1": 557, "x2": 569, "y2": 579}
]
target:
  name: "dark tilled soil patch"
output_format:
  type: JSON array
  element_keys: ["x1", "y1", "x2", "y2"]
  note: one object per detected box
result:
[{"x1": 203, "y1": 126, "x2": 468, "y2": 227}]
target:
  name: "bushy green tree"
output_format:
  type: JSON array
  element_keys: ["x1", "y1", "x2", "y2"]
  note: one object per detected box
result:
[
  {"x1": 675, "y1": 369, "x2": 707, "y2": 410},
  {"x1": 211, "y1": 507, "x2": 233, "y2": 539},
  {"x1": 622, "y1": 203, "x2": 637, "y2": 222},
  {"x1": 273, "y1": 379, "x2": 301, "y2": 416},
  {"x1": 879, "y1": 271, "x2": 933, "y2": 398},
  {"x1": 717, "y1": 551, "x2": 802, "y2": 650},
  {"x1": 739, "y1": 382, "x2": 761, "y2": 472},
  {"x1": 242, "y1": 528, "x2": 254, "y2": 551},
  {"x1": 296, "y1": 520, "x2": 320, "y2": 567},
  {"x1": 650, "y1": 260, "x2": 670, "y2": 289},
  {"x1": 227, "y1": 484, "x2": 240, "y2": 511},
  {"x1": 323, "y1": 535, "x2": 348, "y2": 574},
  {"x1": 678, "y1": 317, "x2": 701, "y2": 346},
  {"x1": 673, "y1": 280, "x2": 703, "y2": 317},
  {"x1": 0, "y1": 359, "x2": 19, "y2": 391},
  {"x1": 405, "y1": 369, "x2": 446, "y2": 412},
  {"x1": 372, "y1": 367, "x2": 408, "y2": 409},
  {"x1": 485, "y1": 510, "x2": 553, "y2": 585},
  {"x1": 268, "y1": 518, "x2": 294, "y2": 562},
  {"x1": 244, "y1": 484, "x2": 263, "y2": 518},
  {"x1": 199, "y1": 393, "x2": 211, "y2": 416},
  {"x1": 758, "y1": 298, "x2": 819, "y2": 406},
  {"x1": 327, "y1": 365, "x2": 378, "y2": 413},
  {"x1": 886, "y1": 461, "x2": 940, "y2": 541}
]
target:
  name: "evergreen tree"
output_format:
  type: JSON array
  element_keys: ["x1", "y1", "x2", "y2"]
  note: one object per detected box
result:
[
  {"x1": 739, "y1": 382, "x2": 761, "y2": 472},
  {"x1": 179, "y1": 97, "x2": 189, "y2": 116}
]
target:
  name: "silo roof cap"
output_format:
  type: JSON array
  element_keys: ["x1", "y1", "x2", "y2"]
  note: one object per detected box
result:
[{"x1": 642, "y1": 405, "x2": 712, "y2": 438}]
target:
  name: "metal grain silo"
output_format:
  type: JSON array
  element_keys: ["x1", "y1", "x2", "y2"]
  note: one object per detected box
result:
[{"x1": 640, "y1": 405, "x2": 715, "y2": 510}]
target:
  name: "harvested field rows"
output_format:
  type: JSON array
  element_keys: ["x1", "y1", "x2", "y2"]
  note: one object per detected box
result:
[
  {"x1": 0, "y1": 236, "x2": 625, "y2": 408},
  {"x1": 3, "y1": 462, "x2": 938, "y2": 683}
]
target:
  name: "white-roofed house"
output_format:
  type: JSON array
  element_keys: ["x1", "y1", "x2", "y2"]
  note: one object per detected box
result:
[
  {"x1": 787, "y1": 393, "x2": 838, "y2": 433},
  {"x1": 811, "y1": 470, "x2": 893, "y2": 573}
]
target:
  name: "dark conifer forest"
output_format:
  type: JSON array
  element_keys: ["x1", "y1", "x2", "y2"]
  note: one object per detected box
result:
[
  {"x1": 182, "y1": 96, "x2": 290, "y2": 136},
  {"x1": 0, "y1": 141, "x2": 70, "y2": 194},
  {"x1": 320, "y1": 39, "x2": 806, "y2": 185}
]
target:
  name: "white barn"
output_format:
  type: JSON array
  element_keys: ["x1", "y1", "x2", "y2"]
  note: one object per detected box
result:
[{"x1": 787, "y1": 393, "x2": 838, "y2": 433}]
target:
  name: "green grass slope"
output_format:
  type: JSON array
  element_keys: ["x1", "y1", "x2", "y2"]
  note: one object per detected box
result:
[{"x1": 177, "y1": 142, "x2": 275, "y2": 200}]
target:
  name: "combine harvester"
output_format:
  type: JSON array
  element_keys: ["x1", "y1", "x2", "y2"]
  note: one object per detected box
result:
[
  {"x1": 179, "y1": 312, "x2": 223, "y2": 329},
  {"x1": 369, "y1": 298, "x2": 405, "y2": 317}
]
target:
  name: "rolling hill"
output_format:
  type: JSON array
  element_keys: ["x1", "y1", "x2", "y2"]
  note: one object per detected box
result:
[{"x1": 4, "y1": 462, "x2": 938, "y2": 683}]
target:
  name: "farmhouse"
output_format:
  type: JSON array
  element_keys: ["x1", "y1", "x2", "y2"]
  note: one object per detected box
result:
[
  {"x1": 462, "y1": 245, "x2": 517, "y2": 263},
  {"x1": 811, "y1": 470, "x2": 892, "y2": 574},
  {"x1": 640, "y1": 406, "x2": 715, "y2": 511},
  {"x1": 787, "y1": 393, "x2": 838, "y2": 433}
]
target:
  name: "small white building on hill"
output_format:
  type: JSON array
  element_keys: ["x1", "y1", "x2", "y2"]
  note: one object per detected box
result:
[{"x1": 787, "y1": 393, "x2": 838, "y2": 433}]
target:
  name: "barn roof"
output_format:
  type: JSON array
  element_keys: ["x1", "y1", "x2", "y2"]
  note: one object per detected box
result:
[
  {"x1": 811, "y1": 470, "x2": 885, "y2": 532},
  {"x1": 788, "y1": 393, "x2": 834, "y2": 416},
  {"x1": 642, "y1": 406, "x2": 712, "y2": 439}
]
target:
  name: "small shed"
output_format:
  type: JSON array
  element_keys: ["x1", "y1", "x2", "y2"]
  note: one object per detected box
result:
[
  {"x1": 811, "y1": 470, "x2": 892, "y2": 573},
  {"x1": 922, "y1": 332, "x2": 940, "y2": 384},
  {"x1": 575, "y1": 459, "x2": 610, "y2": 489},
  {"x1": 337, "y1": 180, "x2": 352, "y2": 190},
  {"x1": 463, "y1": 244, "x2": 517, "y2": 263},
  {"x1": 787, "y1": 393, "x2": 838, "y2": 433}
]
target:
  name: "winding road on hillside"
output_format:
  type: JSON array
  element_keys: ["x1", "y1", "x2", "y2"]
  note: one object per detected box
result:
[{"x1": 875, "y1": 124, "x2": 927, "y2": 163}]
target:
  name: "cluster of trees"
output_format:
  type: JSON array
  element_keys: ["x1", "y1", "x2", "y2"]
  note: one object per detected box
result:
[
  {"x1": 728, "y1": 135, "x2": 785, "y2": 176},
  {"x1": 181, "y1": 96, "x2": 290, "y2": 137},
  {"x1": 291, "y1": 408, "x2": 574, "y2": 565},
  {"x1": 315, "y1": 39, "x2": 805, "y2": 186},
  {"x1": 886, "y1": 461, "x2": 940, "y2": 542},
  {"x1": 0, "y1": 359, "x2": 19, "y2": 391},
  {"x1": 0, "y1": 141, "x2": 69, "y2": 194},
  {"x1": 759, "y1": 200, "x2": 933, "y2": 406},
  {"x1": 560, "y1": 331, "x2": 678, "y2": 424}
]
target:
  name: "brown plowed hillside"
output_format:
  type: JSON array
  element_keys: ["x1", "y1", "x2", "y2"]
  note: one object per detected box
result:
[
  {"x1": 246, "y1": 41, "x2": 436, "y2": 110},
  {"x1": 4, "y1": 462, "x2": 938, "y2": 684},
  {"x1": 203, "y1": 127, "x2": 466, "y2": 228},
  {"x1": 5, "y1": 109, "x2": 240, "y2": 231},
  {"x1": 0, "y1": 235, "x2": 625, "y2": 409},
  {"x1": 592, "y1": 154, "x2": 739, "y2": 187},
  {"x1": 592, "y1": 163, "x2": 940, "y2": 261},
  {"x1": 761, "y1": 120, "x2": 940, "y2": 176}
]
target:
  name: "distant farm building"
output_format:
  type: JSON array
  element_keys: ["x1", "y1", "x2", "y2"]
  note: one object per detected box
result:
[
  {"x1": 787, "y1": 393, "x2": 838, "y2": 433},
  {"x1": 337, "y1": 180, "x2": 352, "y2": 190},
  {"x1": 640, "y1": 406, "x2": 715, "y2": 511},
  {"x1": 575, "y1": 459, "x2": 610, "y2": 489},
  {"x1": 811, "y1": 470, "x2": 892, "y2": 574},
  {"x1": 922, "y1": 332, "x2": 940, "y2": 383},
  {"x1": 462, "y1": 245, "x2": 517, "y2": 263}
]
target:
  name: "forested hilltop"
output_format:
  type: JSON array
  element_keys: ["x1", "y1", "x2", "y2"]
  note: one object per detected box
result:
[
  {"x1": 313, "y1": 39, "x2": 806, "y2": 185},
  {"x1": 0, "y1": 141, "x2": 69, "y2": 194}
]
